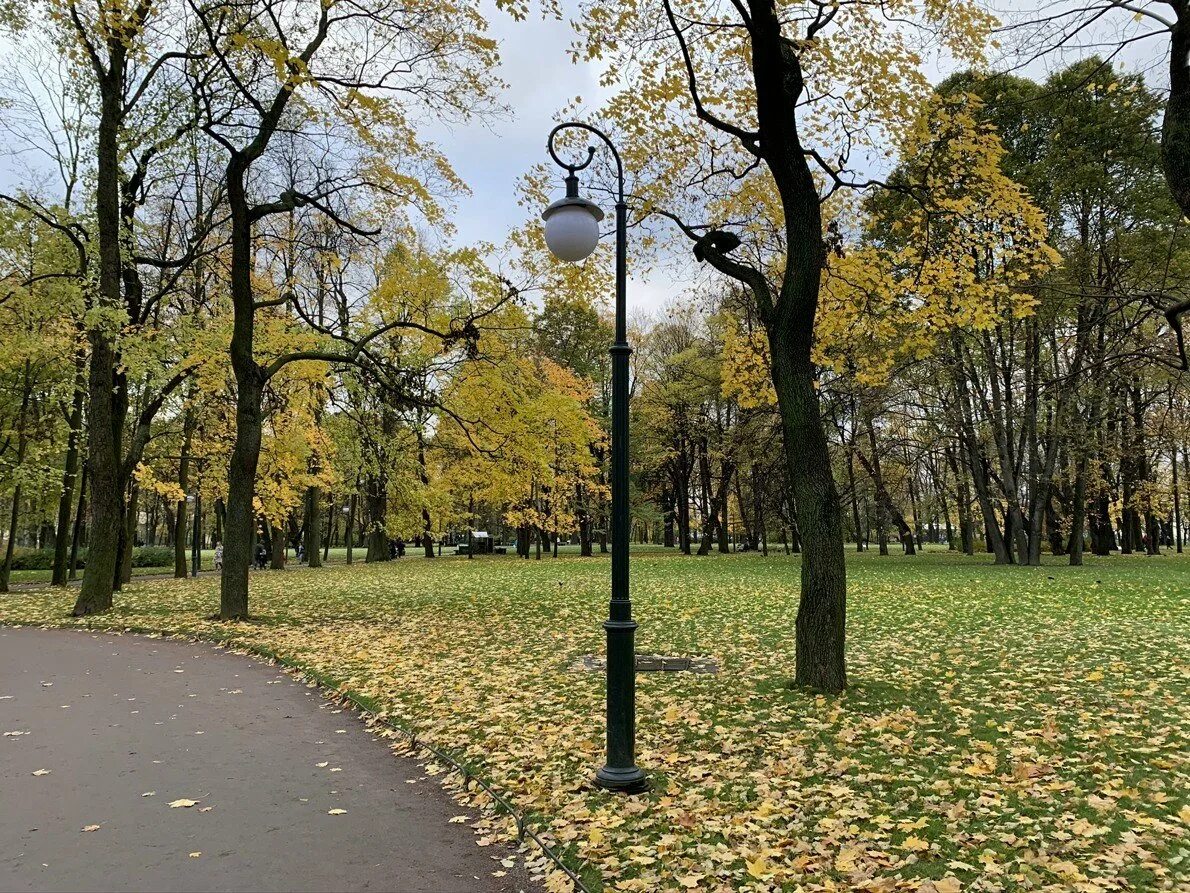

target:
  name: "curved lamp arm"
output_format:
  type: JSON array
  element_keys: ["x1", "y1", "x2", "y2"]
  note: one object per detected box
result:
[{"x1": 547, "y1": 122, "x2": 625, "y2": 204}]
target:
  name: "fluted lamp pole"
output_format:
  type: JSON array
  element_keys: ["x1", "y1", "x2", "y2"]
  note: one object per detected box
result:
[{"x1": 542, "y1": 123, "x2": 646, "y2": 794}]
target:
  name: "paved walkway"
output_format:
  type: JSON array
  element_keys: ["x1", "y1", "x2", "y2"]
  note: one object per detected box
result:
[{"x1": 0, "y1": 628, "x2": 529, "y2": 892}]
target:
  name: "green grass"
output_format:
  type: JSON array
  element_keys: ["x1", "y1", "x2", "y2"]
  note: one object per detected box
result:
[
  {"x1": 6, "y1": 563, "x2": 188, "y2": 584},
  {"x1": 1, "y1": 548, "x2": 1186, "y2": 891},
  {"x1": 3, "y1": 542, "x2": 682, "y2": 584}
]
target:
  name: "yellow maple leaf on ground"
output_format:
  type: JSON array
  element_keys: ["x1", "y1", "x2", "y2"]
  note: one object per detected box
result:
[
  {"x1": 745, "y1": 855, "x2": 771, "y2": 878},
  {"x1": 835, "y1": 847, "x2": 863, "y2": 873}
]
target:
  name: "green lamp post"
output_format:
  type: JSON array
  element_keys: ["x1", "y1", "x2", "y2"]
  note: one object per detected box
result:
[{"x1": 543, "y1": 122, "x2": 646, "y2": 794}]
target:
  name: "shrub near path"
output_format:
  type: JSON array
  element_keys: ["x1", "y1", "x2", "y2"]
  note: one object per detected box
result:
[{"x1": 1, "y1": 550, "x2": 1187, "y2": 892}]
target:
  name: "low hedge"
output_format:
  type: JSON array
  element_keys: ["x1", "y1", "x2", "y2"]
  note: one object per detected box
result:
[
  {"x1": 130, "y1": 545, "x2": 174, "y2": 567},
  {"x1": 7, "y1": 545, "x2": 178, "y2": 571},
  {"x1": 7, "y1": 548, "x2": 62, "y2": 570}
]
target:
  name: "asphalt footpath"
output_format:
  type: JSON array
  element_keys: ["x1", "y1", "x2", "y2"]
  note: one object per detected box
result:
[{"x1": 0, "y1": 627, "x2": 531, "y2": 893}]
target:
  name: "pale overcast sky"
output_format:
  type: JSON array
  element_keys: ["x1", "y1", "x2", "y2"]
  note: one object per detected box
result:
[
  {"x1": 421, "y1": 4, "x2": 588, "y2": 249},
  {"x1": 422, "y1": 1, "x2": 702, "y2": 313}
]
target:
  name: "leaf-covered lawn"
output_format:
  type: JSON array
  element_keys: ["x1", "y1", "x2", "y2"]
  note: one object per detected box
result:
[{"x1": 2, "y1": 549, "x2": 1187, "y2": 892}]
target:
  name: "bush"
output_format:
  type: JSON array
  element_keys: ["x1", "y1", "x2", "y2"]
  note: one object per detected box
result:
[
  {"x1": 5, "y1": 545, "x2": 175, "y2": 572},
  {"x1": 130, "y1": 546, "x2": 174, "y2": 568},
  {"x1": 8, "y1": 548, "x2": 58, "y2": 570}
]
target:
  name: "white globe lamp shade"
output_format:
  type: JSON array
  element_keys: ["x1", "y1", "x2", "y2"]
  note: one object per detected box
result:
[{"x1": 542, "y1": 196, "x2": 604, "y2": 263}]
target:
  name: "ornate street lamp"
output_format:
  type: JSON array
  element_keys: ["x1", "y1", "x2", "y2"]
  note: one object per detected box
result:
[{"x1": 543, "y1": 123, "x2": 646, "y2": 794}]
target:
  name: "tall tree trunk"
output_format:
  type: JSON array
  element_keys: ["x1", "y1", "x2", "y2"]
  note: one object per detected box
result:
[
  {"x1": 417, "y1": 440, "x2": 434, "y2": 558},
  {"x1": 872, "y1": 483, "x2": 889, "y2": 555},
  {"x1": 365, "y1": 507, "x2": 388, "y2": 561},
  {"x1": 1174, "y1": 444, "x2": 1183, "y2": 554},
  {"x1": 752, "y1": 464, "x2": 767, "y2": 556},
  {"x1": 904, "y1": 451, "x2": 923, "y2": 550},
  {"x1": 219, "y1": 156, "x2": 265, "y2": 619},
  {"x1": 324, "y1": 500, "x2": 332, "y2": 560},
  {"x1": 1161, "y1": 11, "x2": 1190, "y2": 222},
  {"x1": 73, "y1": 79, "x2": 126, "y2": 617},
  {"x1": 941, "y1": 491, "x2": 955, "y2": 551},
  {"x1": 676, "y1": 450, "x2": 691, "y2": 554},
  {"x1": 1120, "y1": 404, "x2": 1137, "y2": 554},
  {"x1": 950, "y1": 338, "x2": 1010, "y2": 563},
  {"x1": 1069, "y1": 452, "x2": 1087, "y2": 566},
  {"x1": 696, "y1": 440, "x2": 715, "y2": 555},
  {"x1": 2, "y1": 361, "x2": 34, "y2": 582},
  {"x1": 304, "y1": 482, "x2": 323, "y2": 568},
  {"x1": 769, "y1": 337, "x2": 846, "y2": 690},
  {"x1": 662, "y1": 483, "x2": 675, "y2": 547},
  {"x1": 364, "y1": 472, "x2": 388, "y2": 562},
  {"x1": 146, "y1": 494, "x2": 158, "y2": 547},
  {"x1": 858, "y1": 416, "x2": 915, "y2": 555},
  {"x1": 717, "y1": 460, "x2": 734, "y2": 553},
  {"x1": 68, "y1": 463, "x2": 87, "y2": 582},
  {"x1": 1045, "y1": 494, "x2": 1066, "y2": 557},
  {"x1": 119, "y1": 484, "x2": 138, "y2": 585},
  {"x1": 846, "y1": 437, "x2": 864, "y2": 552},
  {"x1": 787, "y1": 499, "x2": 802, "y2": 553},
  {"x1": 666, "y1": 0, "x2": 848, "y2": 688},
  {"x1": 52, "y1": 352, "x2": 86, "y2": 586},
  {"x1": 579, "y1": 510, "x2": 593, "y2": 557},
  {"x1": 222, "y1": 360, "x2": 263, "y2": 611},
  {"x1": 269, "y1": 520, "x2": 286, "y2": 569},
  {"x1": 946, "y1": 447, "x2": 972, "y2": 554},
  {"x1": 2, "y1": 484, "x2": 21, "y2": 594},
  {"x1": 175, "y1": 409, "x2": 195, "y2": 578},
  {"x1": 0, "y1": 362, "x2": 32, "y2": 593}
]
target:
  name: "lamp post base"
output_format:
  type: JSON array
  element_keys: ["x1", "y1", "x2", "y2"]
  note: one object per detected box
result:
[{"x1": 594, "y1": 764, "x2": 648, "y2": 794}]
